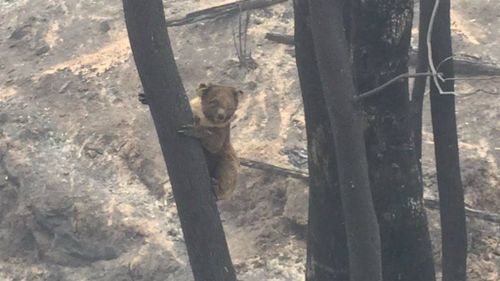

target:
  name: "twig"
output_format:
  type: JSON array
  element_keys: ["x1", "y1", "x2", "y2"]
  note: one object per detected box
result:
[
  {"x1": 437, "y1": 55, "x2": 500, "y2": 81},
  {"x1": 127, "y1": 262, "x2": 136, "y2": 281},
  {"x1": 423, "y1": 198, "x2": 500, "y2": 224},
  {"x1": 240, "y1": 157, "x2": 500, "y2": 224},
  {"x1": 238, "y1": 4, "x2": 243, "y2": 59},
  {"x1": 232, "y1": 2, "x2": 254, "y2": 67},
  {"x1": 444, "y1": 75, "x2": 500, "y2": 81},
  {"x1": 456, "y1": 89, "x2": 499, "y2": 97},
  {"x1": 232, "y1": 23, "x2": 240, "y2": 59},
  {"x1": 354, "y1": 72, "x2": 437, "y2": 101},
  {"x1": 244, "y1": 10, "x2": 250, "y2": 56},
  {"x1": 436, "y1": 55, "x2": 454, "y2": 73}
]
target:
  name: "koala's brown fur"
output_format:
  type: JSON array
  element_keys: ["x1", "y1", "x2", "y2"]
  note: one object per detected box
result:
[{"x1": 179, "y1": 83, "x2": 242, "y2": 200}]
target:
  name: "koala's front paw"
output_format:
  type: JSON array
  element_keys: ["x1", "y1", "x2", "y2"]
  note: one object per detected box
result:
[
  {"x1": 178, "y1": 124, "x2": 194, "y2": 136},
  {"x1": 138, "y1": 92, "x2": 148, "y2": 104},
  {"x1": 178, "y1": 124, "x2": 212, "y2": 138},
  {"x1": 178, "y1": 124, "x2": 198, "y2": 137}
]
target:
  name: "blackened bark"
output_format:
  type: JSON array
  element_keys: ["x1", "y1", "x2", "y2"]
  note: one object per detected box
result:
[
  {"x1": 294, "y1": 1, "x2": 349, "y2": 280},
  {"x1": 428, "y1": 0, "x2": 467, "y2": 280},
  {"x1": 411, "y1": 0, "x2": 433, "y2": 160},
  {"x1": 307, "y1": 1, "x2": 382, "y2": 281},
  {"x1": 122, "y1": 1, "x2": 236, "y2": 281},
  {"x1": 352, "y1": 1, "x2": 436, "y2": 281}
]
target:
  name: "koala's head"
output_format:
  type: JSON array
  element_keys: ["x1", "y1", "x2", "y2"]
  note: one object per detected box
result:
[{"x1": 197, "y1": 83, "x2": 243, "y2": 125}]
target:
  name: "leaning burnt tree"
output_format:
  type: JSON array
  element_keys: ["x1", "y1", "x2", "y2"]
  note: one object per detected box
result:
[
  {"x1": 122, "y1": 1, "x2": 236, "y2": 281},
  {"x1": 295, "y1": 0, "x2": 382, "y2": 281},
  {"x1": 294, "y1": 1, "x2": 349, "y2": 280},
  {"x1": 413, "y1": 0, "x2": 467, "y2": 280},
  {"x1": 427, "y1": 0, "x2": 467, "y2": 280}
]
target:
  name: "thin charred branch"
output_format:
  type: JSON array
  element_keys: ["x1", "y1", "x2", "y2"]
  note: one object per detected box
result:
[
  {"x1": 166, "y1": 0, "x2": 287, "y2": 27},
  {"x1": 240, "y1": 158, "x2": 500, "y2": 224},
  {"x1": 424, "y1": 198, "x2": 500, "y2": 224},
  {"x1": 264, "y1": 32, "x2": 500, "y2": 77},
  {"x1": 122, "y1": 1, "x2": 237, "y2": 281},
  {"x1": 355, "y1": 72, "x2": 435, "y2": 101},
  {"x1": 239, "y1": 157, "x2": 308, "y2": 180},
  {"x1": 427, "y1": 0, "x2": 467, "y2": 280},
  {"x1": 308, "y1": 0, "x2": 382, "y2": 280}
]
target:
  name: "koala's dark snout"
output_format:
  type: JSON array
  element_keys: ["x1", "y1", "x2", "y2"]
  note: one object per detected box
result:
[{"x1": 217, "y1": 113, "x2": 225, "y2": 121}]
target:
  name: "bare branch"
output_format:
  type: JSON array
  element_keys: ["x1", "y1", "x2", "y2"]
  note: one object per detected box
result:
[
  {"x1": 239, "y1": 157, "x2": 309, "y2": 180},
  {"x1": 456, "y1": 89, "x2": 499, "y2": 97},
  {"x1": 444, "y1": 75, "x2": 500, "y2": 81},
  {"x1": 165, "y1": 0, "x2": 286, "y2": 27},
  {"x1": 265, "y1": 32, "x2": 500, "y2": 77},
  {"x1": 354, "y1": 72, "x2": 436, "y2": 101},
  {"x1": 240, "y1": 158, "x2": 500, "y2": 224}
]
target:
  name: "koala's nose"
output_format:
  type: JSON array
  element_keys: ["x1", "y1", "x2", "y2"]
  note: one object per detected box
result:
[{"x1": 217, "y1": 113, "x2": 225, "y2": 121}]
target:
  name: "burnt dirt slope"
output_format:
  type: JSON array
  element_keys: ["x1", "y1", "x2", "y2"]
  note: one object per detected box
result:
[{"x1": 0, "y1": 0, "x2": 498, "y2": 280}]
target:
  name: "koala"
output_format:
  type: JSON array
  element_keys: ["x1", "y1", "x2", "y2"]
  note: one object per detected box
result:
[{"x1": 138, "y1": 83, "x2": 242, "y2": 200}]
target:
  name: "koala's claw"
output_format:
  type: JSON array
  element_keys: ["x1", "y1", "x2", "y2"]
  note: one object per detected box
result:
[
  {"x1": 210, "y1": 178, "x2": 221, "y2": 201},
  {"x1": 210, "y1": 177, "x2": 219, "y2": 187},
  {"x1": 138, "y1": 92, "x2": 148, "y2": 104},
  {"x1": 177, "y1": 124, "x2": 196, "y2": 136}
]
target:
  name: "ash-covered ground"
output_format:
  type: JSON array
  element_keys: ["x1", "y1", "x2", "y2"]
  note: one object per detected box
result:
[{"x1": 0, "y1": 0, "x2": 498, "y2": 280}]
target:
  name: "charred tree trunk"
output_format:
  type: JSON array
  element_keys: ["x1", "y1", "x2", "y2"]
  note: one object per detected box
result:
[
  {"x1": 294, "y1": 1, "x2": 349, "y2": 280},
  {"x1": 307, "y1": 1, "x2": 383, "y2": 281},
  {"x1": 428, "y1": 0, "x2": 467, "y2": 280},
  {"x1": 352, "y1": 1, "x2": 436, "y2": 281},
  {"x1": 122, "y1": 1, "x2": 236, "y2": 281}
]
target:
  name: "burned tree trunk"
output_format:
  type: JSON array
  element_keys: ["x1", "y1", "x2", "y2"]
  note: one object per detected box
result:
[
  {"x1": 122, "y1": 1, "x2": 236, "y2": 281},
  {"x1": 307, "y1": 0, "x2": 383, "y2": 281},
  {"x1": 352, "y1": 1, "x2": 436, "y2": 281},
  {"x1": 428, "y1": 0, "x2": 467, "y2": 280},
  {"x1": 294, "y1": 1, "x2": 348, "y2": 280}
]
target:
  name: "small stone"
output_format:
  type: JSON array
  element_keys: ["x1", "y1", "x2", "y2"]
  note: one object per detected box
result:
[
  {"x1": 283, "y1": 179, "x2": 309, "y2": 225},
  {"x1": 99, "y1": 21, "x2": 111, "y2": 33},
  {"x1": 34, "y1": 45, "x2": 50, "y2": 56},
  {"x1": 285, "y1": 48, "x2": 296, "y2": 58},
  {"x1": 9, "y1": 26, "x2": 29, "y2": 40},
  {"x1": 167, "y1": 229, "x2": 178, "y2": 237},
  {"x1": 85, "y1": 149, "x2": 98, "y2": 158},
  {"x1": 246, "y1": 81, "x2": 258, "y2": 90},
  {"x1": 253, "y1": 18, "x2": 264, "y2": 25},
  {"x1": 0, "y1": 113, "x2": 8, "y2": 125}
]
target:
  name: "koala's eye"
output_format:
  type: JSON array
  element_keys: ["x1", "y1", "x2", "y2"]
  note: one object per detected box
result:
[{"x1": 209, "y1": 100, "x2": 218, "y2": 105}]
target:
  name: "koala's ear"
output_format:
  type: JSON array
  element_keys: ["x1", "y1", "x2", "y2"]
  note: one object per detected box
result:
[{"x1": 196, "y1": 83, "x2": 210, "y2": 97}]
